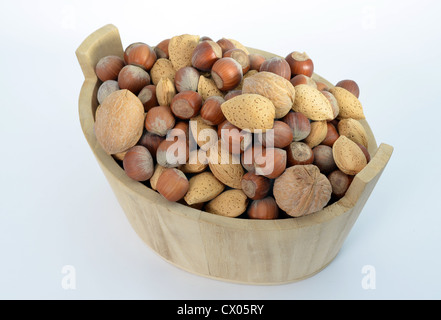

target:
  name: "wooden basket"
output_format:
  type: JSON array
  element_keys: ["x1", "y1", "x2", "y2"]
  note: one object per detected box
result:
[{"x1": 76, "y1": 24, "x2": 393, "y2": 285}]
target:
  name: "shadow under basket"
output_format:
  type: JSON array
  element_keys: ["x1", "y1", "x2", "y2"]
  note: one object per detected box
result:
[{"x1": 76, "y1": 24, "x2": 393, "y2": 285}]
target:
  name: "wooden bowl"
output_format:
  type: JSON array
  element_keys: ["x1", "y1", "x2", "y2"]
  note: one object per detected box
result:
[{"x1": 76, "y1": 24, "x2": 393, "y2": 285}]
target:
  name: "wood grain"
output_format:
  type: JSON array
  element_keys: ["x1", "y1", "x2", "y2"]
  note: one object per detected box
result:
[{"x1": 76, "y1": 24, "x2": 393, "y2": 284}]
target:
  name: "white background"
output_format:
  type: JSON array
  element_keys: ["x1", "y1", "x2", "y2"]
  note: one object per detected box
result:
[{"x1": 1, "y1": 0, "x2": 440, "y2": 300}]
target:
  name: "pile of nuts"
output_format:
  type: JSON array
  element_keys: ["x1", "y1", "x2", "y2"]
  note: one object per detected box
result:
[{"x1": 93, "y1": 34, "x2": 370, "y2": 220}]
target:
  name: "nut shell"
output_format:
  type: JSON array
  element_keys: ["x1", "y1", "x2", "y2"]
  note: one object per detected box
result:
[
  {"x1": 205, "y1": 189, "x2": 248, "y2": 218},
  {"x1": 332, "y1": 135, "x2": 367, "y2": 175},
  {"x1": 168, "y1": 34, "x2": 200, "y2": 71},
  {"x1": 293, "y1": 84, "x2": 334, "y2": 121},
  {"x1": 337, "y1": 118, "x2": 368, "y2": 148},
  {"x1": 94, "y1": 89, "x2": 145, "y2": 155},
  {"x1": 242, "y1": 71, "x2": 295, "y2": 119},
  {"x1": 273, "y1": 164, "x2": 332, "y2": 217},
  {"x1": 150, "y1": 58, "x2": 176, "y2": 85},
  {"x1": 184, "y1": 172, "x2": 225, "y2": 205},
  {"x1": 221, "y1": 94, "x2": 275, "y2": 132},
  {"x1": 329, "y1": 87, "x2": 365, "y2": 120}
]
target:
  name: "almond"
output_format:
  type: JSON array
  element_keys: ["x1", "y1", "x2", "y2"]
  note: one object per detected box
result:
[
  {"x1": 94, "y1": 89, "x2": 145, "y2": 155},
  {"x1": 150, "y1": 163, "x2": 167, "y2": 190},
  {"x1": 197, "y1": 75, "x2": 223, "y2": 101},
  {"x1": 242, "y1": 71, "x2": 295, "y2": 119},
  {"x1": 337, "y1": 118, "x2": 369, "y2": 148},
  {"x1": 184, "y1": 172, "x2": 225, "y2": 205},
  {"x1": 189, "y1": 115, "x2": 218, "y2": 151},
  {"x1": 329, "y1": 87, "x2": 365, "y2": 120},
  {"x1": 292, "y1": 84, "x2": 334, "y2": 121},
  {"x1": 156, "y1": 77, "x2": 176, "y2": 106},
  {"x1": 205, "y1": 189, "x2": 248, "y2": 218},
  {"x1": 168, "y1": 34, "x2": 200, "y2": 71},
  {"x1": 150, "y1": 58, "x2": 176, "y2": 85},
  {"x1": 332, "y1": 135, "x2": 367, "y2": 175},
  {"x1": 304, "y1": 120, "x2": 328, "y2": 148},
  {"x1": 180, "y1": 150, "x2": 208, "y2": 173},
  {"x1": 207, "y1": 140, "x2": 244, "y2": 189},
  {"x1": 221, "y1": 93, "x2": 275, "y2": 132}
]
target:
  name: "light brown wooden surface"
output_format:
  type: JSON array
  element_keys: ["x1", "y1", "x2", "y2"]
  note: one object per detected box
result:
[{"x1": 76, "y1": 24, "x2": 393, "y2": 284}]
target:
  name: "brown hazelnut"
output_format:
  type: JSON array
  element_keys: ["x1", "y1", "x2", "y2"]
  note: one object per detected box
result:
[
  {"x1": 126, "y1": 43, "x2": 157, "y2": 71},
  {"x1": 281, "y1": 111, "x2": 311, "y2": 142},
  {"x1": 247, "y1": 197, "x2": 279, "y2": 220},
  {"x1": 137, "y1": 131, "x2": 165, "y2": 161},
  {"x1": 328, "y1": 169, "x2": 353, "y2": 198},
  {"x1": 248, "y1": 53, "x2": 266, "y2": 71},
  {"x1": 321, "y1": 122, "x2": 339, "y2": 147},
  {"x1": 97, "y1": 80, "x2": 120, "y2": 105},
  {"x1": 223, "y1": 48, "x2": 250, "y2": 74},
  {"x1": 95, "y1": 55, "x2": 125, "y2": 82},
  {"x1": 224, "y1": 90, "x2": 242, "y2": 100},
  {"x1": 260, "y1": 120, "x2": 293, "y2": 148},
  {"x1": 290, "y1": 74, "x2": 317, "y2": 88},
  {"x1": 286, "y1": 141, "x2": 314, "y2": 166},
  {"x1": 211, "y1": 57, "x2": 243, "y2": 91},
  {"x1": 156, "y1": 137, "x2": 189, "y2": 168},
  {"x1": 313, "y1": 145, "x2": 337, "y2": 173},
  {"x1": 138, "y1": 85, "x2": 158, "y2": 112},
  {"x1": 191, "y1": 40, "x2": 222, "y2": 71},
  {"x1": 336, "y1": 79, "x2": 360, "y2": 98},
  {"x1": 254, "y1": 147, "x2": 287, "y2": 179},
  {"x1": 285, "y1": 51, "x2": 314, "y2": 77},
  {"x1": 241, "y1": 172, "x2": 271, "y2": 200},
  {"x1": 123, "y1": 145, "x2": 154, "y2": 181},
  {"x1": 145, "y1": 106, "x2": 176, "y2": 136},
  {"x1": 156, "y1": 168, "x2": 189, "y2": 202},
  {"x1": 200, "y1": 96, "x2": 226, "y2": 125},
  {"x1": 170, "y1": 91, "x2": 202, "y2": 119},
  {"x1": 315, "y1": 81, "x2": 329, "y2": 91},
  {"x1": 174, "y1": 66, "x2": 200, "y2": 93},
  {"x1": 118, "y1": 65, "x2": 151, "y2": 95},
  {"x1": 259, "y1": 57, "x2": 291, "y2": 80},
  {"x1": 154, "y1": 39, "x2": 170, "y2": 59},
  {"x1": 216, "y1": 38, "x2": 236, "y2": 55},
  {"x1": 124, "y1": 42, "x2": 145, "y2": 64}
]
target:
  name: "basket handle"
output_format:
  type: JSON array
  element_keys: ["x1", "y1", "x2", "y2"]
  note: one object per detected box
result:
[{"x1": 75, "y1": 24, "x2": 124, "y2": 81}]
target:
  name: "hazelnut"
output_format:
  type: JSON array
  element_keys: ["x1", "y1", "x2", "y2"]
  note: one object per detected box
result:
[
  {"x1": 123, "y1": 145, "x2": 154, "y2": 181},
  {"x1": 191, "y1": 40, "x2": 222, "y2": 71},
  {"x1": 154, "y1": 39, "x2": 170, "y2": 59},
  {"x1": 138, "y1": 84, "x2": 158, "y2": 112},
  {"x1": 224, "y1": 90, "x2": 242, "y2": 100},
  {"x1": 216, "y1": 38, "x2": 236, "y2": 55},
  {"x1": 290, "y1": 74, "x2": 317, "y2": 88},
  {"x1": 219, "y1": 121, "x2": 252, "y2": 155},
  {"x1": 126, "y1": 43, "x2": 157, "y2": 71},
  {"x1": 313, "y1": 145, "x2": 337, "y2": 173},
  {"x1": 137, "y1": 131, "x2": 165, "y2": 160},
  {"x1": 156, "y1": 168, "x2": 189, "y2": 202},
  {"x1": 247, "y1": 197, "x2": 279, "y2": 220},
  {"x1": 285, "y1": 51, "x2": 314, "y2": 77},
  {"x1": 316, "y1": 81, "x2": 329, "y2": 91},
  {"x1": 156, "y1": 137, "x2": 189, "y2": 168},
  {"x1": 223, "y1": 48, "x2": 250, "y2": 74},
  {"x1": 286, "y1": 141, "x2": 314, "y2": 166},
  {"x1": 260, "y1": 120, "x2": 293, "y2": 148},
  {"x1": 281, "y1": 111, "x2": 311, "y2": 142},
  {"x1": 97, "y1": 80, "x2": 120, "y2": 105},
  {"x1": 200, "y1": 96, "x2": 226, "y2": 125},
  {"x1": 124, "y1": 42, "x2": 145, "y2": 64},
  {"x1": 254, "y1": 147, "x2": 287, "y2": 179},
  {"x1": 336, "y1": 79, "x2": 360, "y2": 98},
  {"x1": 174, "y1": 66, "x2": 200, "y2": 93},
  {"x1": 211, "y1": 57, "x2": 243, "y2": 91},
  {"x1": 321, "y1": 122, "x2": 339, "y2": 147},
  {"x1": 118, "y1": 65, "x2": 151, "y2": 95},
  {"x1": 321, "y1": 90, "x2": 340, "y2": 119},
  {"x1": 328, "y1": 169, "x2": 353, "y2": 198},
  {"x1": 95, "y1": 55, "x2": 125, "y2": 82},
  {"x1": 241, "y1": 172, "x2": 271, "y2": 200},
  {"x1": 248, "y1": 53, "x2": 266, "y2": 71},
  {"x1": 259, "y1": 57, "x2": 291, "y2": 80},
  {"x1": 170, "y1": 91, "x2": 202, "y2": 119},
  {"x1": 145, "y1": 106, "x2": 176, "y2": 136}
]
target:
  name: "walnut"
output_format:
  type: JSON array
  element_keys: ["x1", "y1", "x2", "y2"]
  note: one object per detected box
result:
[{"x1": 273, "y1": 164, "x2": 332, "y2": 217}]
